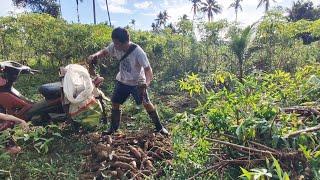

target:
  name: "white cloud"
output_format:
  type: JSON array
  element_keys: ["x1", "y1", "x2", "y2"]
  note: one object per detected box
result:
[
  {"x1": 109, "y1": 0, "x2": 126, "y2": 5},
  {"x1": 160, "y1": 0, "x2": 192, "y2": 23},
  {"x1": 141, "y1": 12, "x2": 157, "y2": 17},
  {"x1": 134, "y1": 1, "x2": 153, "y2": 9},
  {"x1": 98, "y1": 0, "x2": 132, "y2": 14}
]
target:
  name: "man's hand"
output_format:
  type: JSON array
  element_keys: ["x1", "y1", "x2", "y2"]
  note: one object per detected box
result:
[
  {"x1": 19, "y1": 121, "x2": 29, "y2": 131},
  {"x1": 87, "y1": 54, "x2": 97, "y2": 65}
]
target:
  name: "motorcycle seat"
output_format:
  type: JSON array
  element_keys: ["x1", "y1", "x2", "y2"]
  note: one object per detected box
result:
[{"x1": 39, "y1": 82, "x2": 62, "y2": 100}]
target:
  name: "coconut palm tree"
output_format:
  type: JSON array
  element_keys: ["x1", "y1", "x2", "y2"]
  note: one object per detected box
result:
[
  {"x1": 200, "y1": 0, "x2": 222, "y2": 22},
  {"x1": 190, "y1": 0, "x2": 201, "y2": 19},
  {"x1": 167, "y1": 23, "x2": 176, "y2": 33},
  {"x1": 229, "y1": 25, "x2": 255, "y2": 82},
  {"x1": 58, "y1": 0, "x2": 62, "y2": 17},
  {"x1": 181, "y1": 14, "x2": 189, "y2": 21},
  {"x1": 257, "y1": 0, "x2": 276, "y2": 13},
  {"x1": 130, "y1": 19, "x2": 136, "y2": 29},
  {"x1": 151, "y1": 22, "x2": 160, "y2": 32},
  {"x1": 76, "y1": 0, "x2": 83, "y2": 23},
  {"x1": 106, "y1": 0, "x2": 111, "y2": 26},
  {"x1": 151, "y1": 23, "x2": 157, "y2": 31},
  {"x1": 155, "y1": 11, "x2": 164, "y2": 27},
  {"x1": 163, "y1": 10, "x2": 170, "y2": 26},
  {"x1": 229, "y1": 0, "x2": 243, "y2": 22}
]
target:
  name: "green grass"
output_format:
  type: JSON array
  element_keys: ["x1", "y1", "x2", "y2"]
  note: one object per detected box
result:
[{"x1": 0, "y1": 136, "x2": 87, "y2": 180}]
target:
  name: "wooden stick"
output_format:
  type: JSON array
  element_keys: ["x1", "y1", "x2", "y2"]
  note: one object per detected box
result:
[
  {"x1": 281, "y1": 106, "x2": 320, "y2": 116},
  {"x1": 285, "y1": 124, "x2": 320, "y2": 138},
  {"x1": 205, "y1": 138, "x2": 278, "y2": 156}
]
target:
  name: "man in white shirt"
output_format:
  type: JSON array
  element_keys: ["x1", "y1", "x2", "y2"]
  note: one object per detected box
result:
[{"x1": 87, "y1": 27, "x2": 168, "y2": 135}]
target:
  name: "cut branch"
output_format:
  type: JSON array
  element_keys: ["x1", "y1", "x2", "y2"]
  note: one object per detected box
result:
[
  {"x1": 281, "y1": 106, "x2": 320, "y2": 117},
  {"x1": 285, "y1": 124, "x2": 320, "y2": 138},
  {"x1": 205, "y1": 137, "x2": 278, "y2": 156}
]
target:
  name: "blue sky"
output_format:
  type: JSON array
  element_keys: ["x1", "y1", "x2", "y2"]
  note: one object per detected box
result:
[{"x1": 1, "y1": 0, "x2": 319, "y2": 30}]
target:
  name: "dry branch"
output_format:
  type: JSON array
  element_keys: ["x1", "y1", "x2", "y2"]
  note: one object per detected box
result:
[
  {"x1": 285, "y1": 124, "x2": 320, "y2": 138},
  {"x1": 281, "y1": 106, "x2": 320, "y2": 116},
  {"x1": 205, "y1": 138, "x2": 278, "y2": 156}
]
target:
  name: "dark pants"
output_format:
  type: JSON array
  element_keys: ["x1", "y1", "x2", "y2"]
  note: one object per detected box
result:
[{"x1": 111, "y1": 81, "x2": 150, "y2": 105}]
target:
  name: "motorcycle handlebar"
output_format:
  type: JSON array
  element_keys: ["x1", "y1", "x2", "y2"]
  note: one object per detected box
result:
[
  {"x1": 30, "y1": 69, "x2": 40, "y2": 74},
  {"x1": 21, "y1": 68, "x2": 40, "y2": 74}
]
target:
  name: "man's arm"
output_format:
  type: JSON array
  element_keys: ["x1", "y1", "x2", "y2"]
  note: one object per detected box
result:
[
  {"x1": 0, "y1": 113, "x2": 29, "y2": 130},
  {"x1": 144, "y1": 66, "x2": 153, "y2": 86},
  {"x1": 88, "y1": 49, "x2": 109, "y2": 64}
]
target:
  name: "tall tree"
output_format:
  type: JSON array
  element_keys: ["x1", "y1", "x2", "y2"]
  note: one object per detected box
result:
[
  {"x1": 177, "y1": 14, "x2": 193, "y2": 35},
  {"x1": 181, "y1": 14, "x2": 189, "y2": 21},
  {"x1": 12, "y1": 0, "x2": 60, "y2": 18},
  {"x1": 229, "y1": 0, "x2": 243, "y2": 22},
  {"x1": 105, "y1": 0, "x2": 111, "y2": 26},
  {"x1": 93, "y1": 0, "x2": 96, "y2": 24},
  {"x1": 167, "y1": 23, "x2": 177, "y2": 33},
  {"x1": 163, "y1": 10, "x2": 170, "y2": 26},
  {"x1": 287, "y1": 1, "x2": 320, "y2": 44},
  {"x1": 75, "y1": 0, "x2": 83, "y2": 23},
  {"x1": 287, "y1": 0, "x2": 320, "y2": 22},
  {"x1": 130, "y1": 19, "x2": 136, "y2": 29},
  {"x1": 155, "y1": 11, "x2": 165, "y2": 27},
  {"x1": 151, "y1": 22, "x2": 157, "y2": 31},
  {"x1": 58, "y1": 0, "x2": 62, "y2": 16},
  {"x1": 200, "y1": 0, "x2": 222, "y2": 22},
  {"x1": 257, "y1": 0, "x2": 276, "y2": 13},
  {"x1": 190, "y1": 0, "x2": 201, "y2": 19}
]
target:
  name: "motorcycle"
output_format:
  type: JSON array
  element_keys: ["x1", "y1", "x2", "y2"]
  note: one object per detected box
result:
[{"x1": 0, "y1": 61, "x2": 109, "y2": 130}]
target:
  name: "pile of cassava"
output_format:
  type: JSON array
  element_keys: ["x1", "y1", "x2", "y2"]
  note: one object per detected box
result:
[{"x1": 79, "y1": 131, "x2": 173, "y2": 179}]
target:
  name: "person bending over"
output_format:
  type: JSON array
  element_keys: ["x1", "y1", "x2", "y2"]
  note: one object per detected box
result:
[{"x1": 87, "y1": 27, "x2": 168, "y2": 135}]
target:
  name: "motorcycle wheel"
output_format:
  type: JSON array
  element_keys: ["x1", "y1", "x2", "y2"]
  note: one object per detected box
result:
[{"x1": 31, "y1": 113, "x2": 51, "y2": 126}]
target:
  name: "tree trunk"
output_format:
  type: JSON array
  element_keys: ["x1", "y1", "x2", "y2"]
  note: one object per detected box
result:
[
  {"x1": 106, "y1": 0, "x2": 111, "y2": 26},
  {"x1": 239, "y1": 58, "x2": 243, "y2": 83},
  {"x1": 76, "y1": 2, "x2": 80, "y2": 23},
  {"x1": 93, "y1": 0, "x2": 96, "y2": 24}
]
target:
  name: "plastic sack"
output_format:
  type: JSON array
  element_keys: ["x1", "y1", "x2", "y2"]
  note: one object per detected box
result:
[
  {"x1": 71, "y1": 98, "x2": 102, "y2": 127},
  {"x1": 63, "y1": 64, "x2": 94, "y2": 104}
]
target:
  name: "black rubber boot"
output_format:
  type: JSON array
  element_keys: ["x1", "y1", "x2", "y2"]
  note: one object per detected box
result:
[
  {"x1": 102, "y1": 109, "x2": 121, "y2": 135},
  {"x1": 147, "y1": 110, "x2": 168, "y2": 135}
]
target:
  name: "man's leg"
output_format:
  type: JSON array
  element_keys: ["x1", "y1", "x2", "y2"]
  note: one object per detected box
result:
[
  {"x1": 132, "y1": 86, "x2": 169, "y2": 135},
  {"x1": 103, "y1": 81, "x2": 129, "y2": 135},
  {"x1": 103, "y1": 103, "x2": 121, "y2": 135}
]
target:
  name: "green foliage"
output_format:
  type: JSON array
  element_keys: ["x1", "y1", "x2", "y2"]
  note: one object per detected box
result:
[
  {"x1": 15, "y1": 124, "x2": 62, "y2": 154},
  {"x1": 12, "y1": 0, "x2": 61, "y2": 18},
  {"x1": 1, "y1": 12, "x2": 320, "y2": 82},
  {"x1": 171, "y1": 113, "x2": 212, "y2": 178},
  {"x1": 1, "y1": 12, "x2": 320, "y2": 179},
  {"x1": 287, "y1": 0, "x2": 320, "y2": 22},
  {"x1": 179, "y1": 73, "x2": 205, "y2": 96},
  {"x1": 174, "y1": 64, "x2": 320, "y2": 178},
  {"x1": 240, "y1": 157, "x2": 290, "y2": 180},
  {"x1": 229, "y1": 25, "x2": 255, "y2": 80},
  {"x1": 0, "y1": 136, "x2": 86, "y2": 179},
  {"x1": 240, "y1": 167, "x2": 272, "y2": 180}
]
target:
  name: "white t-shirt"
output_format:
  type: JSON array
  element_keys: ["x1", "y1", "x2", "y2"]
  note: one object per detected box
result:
[{"x1": 105, "y1": 42, "x2": 150, "y2": 86}]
